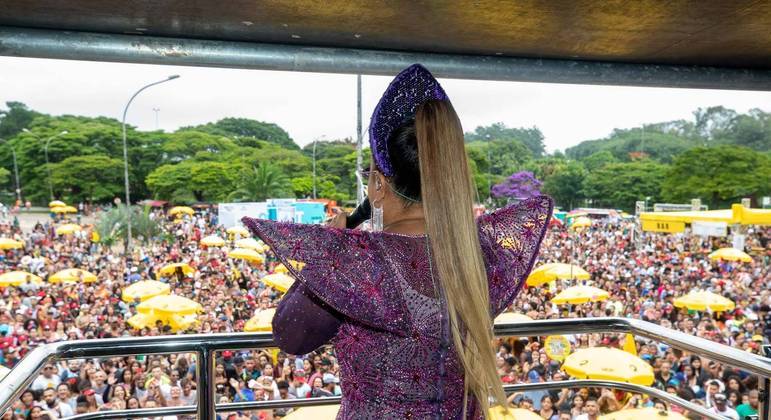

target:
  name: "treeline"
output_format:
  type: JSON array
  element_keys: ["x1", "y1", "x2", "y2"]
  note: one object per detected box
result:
[{"x1": 0, "y1": 102, "x2": 769, "y2": 211}]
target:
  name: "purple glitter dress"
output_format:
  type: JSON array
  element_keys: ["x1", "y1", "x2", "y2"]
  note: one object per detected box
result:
[{"x1": 243, "y1": 195, "x2": 552, "y2": 419}]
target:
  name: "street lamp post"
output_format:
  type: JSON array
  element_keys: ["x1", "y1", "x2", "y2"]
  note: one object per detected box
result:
[
  {"x1": 121, "y1": 75, "x2": 180, "y2": 254},
  {"x1": 153, "y1": 107, "x2": 160, "y2": 130},
  {"x1": 10, "y1": 147, "x2": 21, "y2": 203},
  {"x1": 23, "y1": 128, "x2": 68, "y2": 202},
  {"x1": 312, "y1": 139, "x2": 317, "y2": 199}
]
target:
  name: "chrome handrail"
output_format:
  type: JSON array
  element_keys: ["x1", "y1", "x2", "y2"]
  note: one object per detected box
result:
[
  {"x1": 1, "y1": 318, "x2": 768, "y2": 419},
  {"x1": 66, "y1": 380, "x2": 723, "y2": 420}
]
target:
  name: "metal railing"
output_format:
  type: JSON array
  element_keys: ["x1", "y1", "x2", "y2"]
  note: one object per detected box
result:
[{"x1": 1, "y1": 318, "x2": 769, "y2": 419}]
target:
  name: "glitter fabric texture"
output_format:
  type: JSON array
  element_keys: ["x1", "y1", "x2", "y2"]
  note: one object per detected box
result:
[
  {"x1": 369, "y1": 64, "x2": 448, "y2": 177},
  {"x1": 242, "y1": 195, "x2": 553, "y2": 419}
]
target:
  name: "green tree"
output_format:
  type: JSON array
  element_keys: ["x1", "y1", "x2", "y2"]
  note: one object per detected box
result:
[
  {"x1": 583, "y1": 161, "x2": 668, "y2": 212},
  {"x1": 0, "y1": 102, "x2": 42, "y2": 139},
  {"x1": 49, "y1": 155, "x2": 124, "y2": 203},
  {"x1": 719, "y1": 109, "x2": 770, "y2": 151},
  {"x1": 465, "y1": 123, "x2": 546, "y2": 157},
  {"x1": 146, "y1": 161, "x2": 239, "y2": 203},
  {"x1": 0, "y1": 167, "x2": 10, "y2": 187},
  {"x1": 290, "y1": 176, "x2": 314, "y2": 198},
  {"x1": 663, "y1": 146, "x2": 771, "y2": 208},
  {"x1": 542, "y1": 161, "x2": 586, "y2": 210},
  {"x1": 95, "y1": 205, "x2": 160, "y2": 247},
  {"x1": 184, "y1": 117, "x2": 298, "y2": 150},
  {"x1": 581, "y1": 151, "x2": 618, "y2": 172},
  {"x1": 227, "y1": 162, "x2": 290, "y2": 202}
]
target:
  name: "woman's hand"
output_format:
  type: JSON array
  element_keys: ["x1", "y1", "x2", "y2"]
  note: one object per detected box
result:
[{"x1": 325, "y1": 211, "x2": 347, "y2": 229}]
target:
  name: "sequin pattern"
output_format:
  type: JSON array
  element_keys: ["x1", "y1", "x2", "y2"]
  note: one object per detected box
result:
[
  {"x1": 369, "y1": 64, "x2": 448, "y2": 177},
  {"x1": 242, "y1": 195, "x2": 553, "y2": 419}
]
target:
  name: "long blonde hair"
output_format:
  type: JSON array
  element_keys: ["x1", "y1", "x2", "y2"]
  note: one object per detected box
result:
[{"x1": 415, "y1": 100, "x2": 506, "y2": 417}]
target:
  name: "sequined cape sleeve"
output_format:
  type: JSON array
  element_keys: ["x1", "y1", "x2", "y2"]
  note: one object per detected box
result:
[
  {"x1": 271, "y1": 281, "x2": 344, "y2": 355},
  {"x1": 477, "y1": 195, "x2": 553, "y2": 315},
  {"x1": 241, "y1": 218, "x2": 411, "y2": 335}
]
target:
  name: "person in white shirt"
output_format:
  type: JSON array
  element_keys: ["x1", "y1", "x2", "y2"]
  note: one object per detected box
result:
[
  {"x1": 574, "y1": 398, "x2": 600, "y2": 420},
  {"x1": 709, "y1": 393, "x2": 739, "y2": 420},
  {"x1": 41, "y1": 387, "x2": 74, "y2": 418},
  {"x1": 31, "y1": 363, "x2": 61, "y2": 392}
]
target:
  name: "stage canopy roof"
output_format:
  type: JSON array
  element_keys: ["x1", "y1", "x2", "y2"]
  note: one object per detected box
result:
[
  {"x1": 641, "y1": 204, "x2": 771, "y2": 226},
  {"x1": 1, "y1": 1, "x2": 770, "y2": 89}
]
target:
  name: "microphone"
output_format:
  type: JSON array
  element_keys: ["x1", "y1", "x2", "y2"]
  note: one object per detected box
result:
[{"x1": 346, "y1": 198, "x2": 371, "y2": 229}]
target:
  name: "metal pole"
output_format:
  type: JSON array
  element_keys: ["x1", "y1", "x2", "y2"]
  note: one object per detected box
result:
[
  {"x1": 355, "y1": 74, "x2": 364, "y2": 204},
  {"x1": 152, "y1": 107, "x2": 160, "y2": 130},
  {"x1": 44, "y1": 139, "x2": 52, "y2": 201},
  {"x1": 312, "y1": 139, "x2": 317, "y2": 199},
  {"x1": 197, "y1": 348, "x2": 216, "y2": 420},
  {"x1": 10, "y1": 147, "x2": 21, "y2": 202},
  {"x1": 121, "y1": 75, "x2": 179, "y2": 254},
  {"x1": 760, "y1": 377, "x2": 770, "y2": 420},
  {"x1": 2, "y1": 27, "x2": 771, "y2": 91}
]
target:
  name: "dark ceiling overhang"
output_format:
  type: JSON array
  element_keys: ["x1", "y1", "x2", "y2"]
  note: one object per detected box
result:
[{"x1": 1, "y1": 1, "x2": 770, "y2": 90}]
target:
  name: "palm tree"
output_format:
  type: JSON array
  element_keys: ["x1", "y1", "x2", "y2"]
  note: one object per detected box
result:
[
  {"x1": 96, "y1": 204, "x2": 160, "y2": 247},
  {"x1": 227, "y1": 162, "x2": 289, "y2": 202}
]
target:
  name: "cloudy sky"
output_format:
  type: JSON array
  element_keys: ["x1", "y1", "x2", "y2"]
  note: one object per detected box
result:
[{"x1": 1, "y1": 56, "x2": 769, "y2": 152}]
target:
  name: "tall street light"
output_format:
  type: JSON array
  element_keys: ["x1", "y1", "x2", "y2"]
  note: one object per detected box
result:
[
  {"x1": 10, "y1": 147, "x2": 21, "y2": 203},
  {"x1": 121, "y1": 75, "x2": 180, "y2": 254},
  {"x1": 22, "y1": 128, "x2": 68, "y2": 202},
  {"x1": 312, "y1": 139, "x2": 317, "y2": 199}
]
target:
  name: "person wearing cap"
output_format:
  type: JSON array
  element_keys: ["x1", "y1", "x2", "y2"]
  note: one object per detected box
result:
[
  {"x1": 321, "y1": 373, "x2": 341, "y2": 396},
  {"x1": 709, "y1": 393, "x2": 739, "y2": 419},
  {"x1": 289, "y1": 369, "x2": 310, "y2": 399}
]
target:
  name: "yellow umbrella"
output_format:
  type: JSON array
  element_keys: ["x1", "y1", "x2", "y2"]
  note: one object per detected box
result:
[
  {"x1": 527, "y1": 263, "x2": 590, "y2": 286},
  {"x1": 599, "y1": 408, "x2": 686, "y2": 420},
  {"x1": 562, "y1": 347, "x2": 654, "y2": 386},
  {"x1": 48, "y1": 200, "x2": 66, "y2": 208},
  {"x1": 55, "y1": 224, "x2": 82, "y2": 235},
  {"x1": 0, "y1": 271, "x2": 43, "y2": 287},
  {"x1": 234, "y1": 237, "x2": 262, "y2": 250},
  {"x1": 51, "y1": 206, "x2": 76, "y2": 214},
  {"x1": 158, "y1": 263, "x2": 195, "y2": 277},
  {"x1": 261, "y1": 273, "x2": 294, "y2": 293},
  {"x1": 168, "y1": 206, "x2": 194, "y2": 216},
  {"x1": 138, "y1": 295, "x2": 202, "y2": 316},
  {"x1": 281, "y1": 404, "x2": 340, "y2": 420},
  {"x1": 226, "y1": 226, "x2": 250, "y2": 238},
  {"x1": 244, "y1": 308, "x2": 276, "y2": 332},
  {"x1": 551, "y1": 285, "x2": 609, "y2": 304},
  {"x1": 673, "y1": 290, "x2": 735, "y2": 312},
  {"x1": 274, "y1": 260, "x2": 304, "y2": 273},
  {"x1": 708, "y1": 247, "x2": 752, "y2": 262},
  {"x1": 0, "y1": 238, "x2": 24, "y2": 250},
  {"x1": 494, "y1": 312, "x2": 532, "y2": 324},
  {"x1": 127, "y1": 313, "x2": 153, "y2": 329},
  {"x1": 49, "y1": 268, "x2": 97, "y2": 284},
  {"x1": 122, "y1": 280, "x2": 171, "y2": 303},
  {"x1": 228, "y1": 248, "x2": 264, "y2": 263},
  {"x1": 488, "y1": 406, "x2": 543, "y2": 420},
  {"x1": 570, "y1": 216, "x2": 592, "y2": 230},
  {"x1": 200, "y1": 235, "x2": 226, "y2": 247}
]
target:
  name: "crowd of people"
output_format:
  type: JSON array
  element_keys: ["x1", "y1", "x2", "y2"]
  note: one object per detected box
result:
[{"x1": 0, "y1": 205, "x2": 768, "y2": 419}]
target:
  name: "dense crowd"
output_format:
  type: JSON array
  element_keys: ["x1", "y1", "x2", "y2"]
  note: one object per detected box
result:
[{"x1": 0, "y1": 207, "x2": 768, "y2": 419}]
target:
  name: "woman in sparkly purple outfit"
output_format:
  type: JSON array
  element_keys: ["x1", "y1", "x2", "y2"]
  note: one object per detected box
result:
[{"x1": 243, "y1": 64, "x2": 552, "y2": 419}]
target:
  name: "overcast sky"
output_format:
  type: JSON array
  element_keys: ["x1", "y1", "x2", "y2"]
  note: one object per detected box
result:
[{"x1": 1, "y1": 56, "x2": 769, "y2": 152}]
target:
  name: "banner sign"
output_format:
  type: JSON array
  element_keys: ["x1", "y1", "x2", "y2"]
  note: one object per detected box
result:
[
  {"x1": 641, "y1": 220, "x2": 685, "y2": 233},
  {"x1": 691, "y1": 221, "x2": 728, "y2": 237}
]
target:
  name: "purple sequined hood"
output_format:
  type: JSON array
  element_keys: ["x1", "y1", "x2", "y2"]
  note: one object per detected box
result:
[{"x1": 243, "y1": 195, "x2": 553, "y2": 419}]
